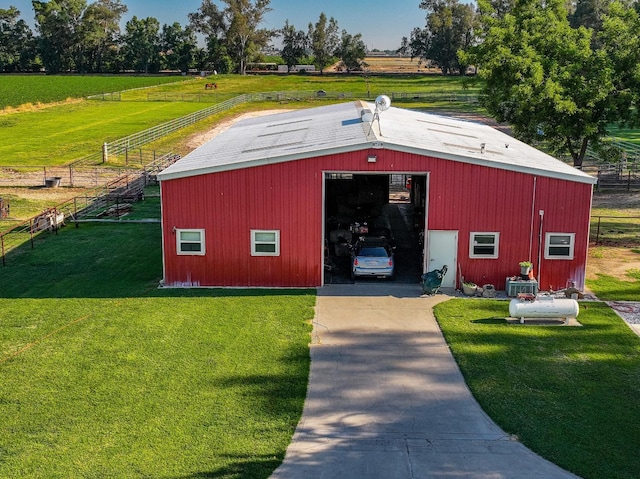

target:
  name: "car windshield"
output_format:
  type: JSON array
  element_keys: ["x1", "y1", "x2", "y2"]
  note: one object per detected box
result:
[{"x1": 357, "y1": 247, "x2": 389, "y2": 257}]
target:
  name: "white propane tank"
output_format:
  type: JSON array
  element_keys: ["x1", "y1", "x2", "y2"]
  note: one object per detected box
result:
[{"x1": 509, "y1": 296, "x2": 579, "y2": 323}]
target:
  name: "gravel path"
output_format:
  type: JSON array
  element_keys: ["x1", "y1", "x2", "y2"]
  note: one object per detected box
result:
[{"x1": 607, "y1": 301, "x2": 640, "y2": 325}]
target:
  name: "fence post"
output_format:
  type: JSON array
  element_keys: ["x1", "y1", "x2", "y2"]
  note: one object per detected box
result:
[
  {"x1": 596, "y1": 216, "x2": 601, "y2": 244},
  {"x1": 43, "y1": 167, "x2": 47, "y2": 185},
  {"x1": 69, "y1": 165, "x2": 74, "y2": 187},
  {"x1": 125, "y1": 147, "x2": 128, "y2": 165},
  {"x1": 29, "y1": 219, "x2": 34, "y2": 248},
  {"x1": 102, "y1": 142, "x2": 108, "y2": 163}
]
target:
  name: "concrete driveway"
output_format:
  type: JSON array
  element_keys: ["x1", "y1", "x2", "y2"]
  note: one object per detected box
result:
[{"x1": 271, "y1": 283, "x2": 581, "y2": 479}]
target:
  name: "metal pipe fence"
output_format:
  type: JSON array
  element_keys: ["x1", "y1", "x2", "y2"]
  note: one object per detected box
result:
[{"x1": 0, "y1": 153, "x2": 179, "y2": 264}]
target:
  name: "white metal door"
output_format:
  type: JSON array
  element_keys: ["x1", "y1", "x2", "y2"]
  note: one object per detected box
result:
[{"x1": 426, "y1": 230, "x2": 458, "y2": 288}]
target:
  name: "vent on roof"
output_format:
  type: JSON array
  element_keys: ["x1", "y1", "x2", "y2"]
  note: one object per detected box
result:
[{"x1": 360, "y1": 108, "x2": 373, "y2": 123}]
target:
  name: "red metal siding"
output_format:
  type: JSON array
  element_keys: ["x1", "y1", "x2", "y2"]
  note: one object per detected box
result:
[{"x1": 161, "y1": 147, "x2": 592, "y2": 289}]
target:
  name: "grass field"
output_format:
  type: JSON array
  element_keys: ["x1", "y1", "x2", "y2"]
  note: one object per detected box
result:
[
  {"x1": 0, "y1": 101, "x2": 212, "y2": 166},
  {"x1": 0, "y1": 202, "x2": 315, "y2": 478},
  {"x1": 0, "y1": 73, "x2": 483, "y2": 167},
  {"x1": 121, "y1": 72, "x2": 479, "y2": 100},
  {"x1": 0, "y1": 75, "x2": 190, "y2": 110},
  {"x1": 434, "y1": 299, "x2": 640, "y2": 479}
]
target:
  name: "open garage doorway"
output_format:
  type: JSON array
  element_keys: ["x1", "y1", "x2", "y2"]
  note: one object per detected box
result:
[{"x1": 323, "y1": 172, "x2": 428, "y2": 285}]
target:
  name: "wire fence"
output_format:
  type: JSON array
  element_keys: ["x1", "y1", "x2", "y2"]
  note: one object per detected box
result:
[
  {"x1": 591, "y1": 215, "x2": 640, "y2": 247},
  {"x1": 0, "y1": 153, "x2": 179, "y2": 265}
]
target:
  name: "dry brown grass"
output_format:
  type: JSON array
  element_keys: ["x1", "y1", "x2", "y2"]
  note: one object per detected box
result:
[
  {"x1": 363, "y1": 56, "x2": 441, "y2": 73},
  {"x1": 1, "y1": 98, "x2": 83, "y2": 116}
]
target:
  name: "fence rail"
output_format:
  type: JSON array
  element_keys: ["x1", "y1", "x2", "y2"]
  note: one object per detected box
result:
[{"x1": 0, "y1": 153, "x2": 179, "y2": 264}]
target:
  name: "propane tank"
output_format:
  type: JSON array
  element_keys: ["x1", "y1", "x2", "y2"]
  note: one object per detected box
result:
[{"x1": 509, "y1": 296, "x2": 579, "y2": 324}]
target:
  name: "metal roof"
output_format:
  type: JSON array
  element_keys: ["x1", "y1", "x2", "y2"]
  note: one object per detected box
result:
[{"x1": 158, "y1": 101, "x2": 597, "y2": 185}]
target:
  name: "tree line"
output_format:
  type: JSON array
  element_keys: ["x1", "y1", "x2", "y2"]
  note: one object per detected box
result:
[{"x1": 0, "y1": 0, "x2": 366, "y2": 75}]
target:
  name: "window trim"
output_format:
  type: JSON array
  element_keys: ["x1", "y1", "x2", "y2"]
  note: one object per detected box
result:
[
  {"x1": 251, "y1": 229, "x2": 280, "y2": 257},
  {"x1": 176, "y1": 228, "x2": 205, "y2": 256},
  {"x1": 544, "y1": 232, "x2": 575, "y2": 260},
  {"x1": 469, "y1": 232, "x2": 500, "y2": 259}
]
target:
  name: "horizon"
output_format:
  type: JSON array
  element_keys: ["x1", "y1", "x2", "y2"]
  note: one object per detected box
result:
[{"x1": 9, "y1": 0, "x2": 428, "y2": 51}]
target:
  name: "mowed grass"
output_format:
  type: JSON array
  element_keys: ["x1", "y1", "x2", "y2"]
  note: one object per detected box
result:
[
  {"x1": 434, "y1": 299, "x2": 640, "y2": 479},
  {"x1": 0, "y1": 215, "x2": 315, "y2": 478},
  {"x1": 0, "y1": 101, "x2": 212, "y2": 166},
  {"x1": 122, "y1": 72, "x2": 479, "y2": 99},
  {"x1": 0, "y1": 75, "x2": 190, "y2": 109}
]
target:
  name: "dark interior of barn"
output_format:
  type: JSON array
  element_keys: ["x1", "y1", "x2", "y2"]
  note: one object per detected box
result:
[{"x1": 324, "y1": 173, "x2": 426, "y2": 284}]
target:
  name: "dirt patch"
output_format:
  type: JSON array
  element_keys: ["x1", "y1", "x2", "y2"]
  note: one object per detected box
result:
[
  {"x1": 588, "y1": 192, "x2": 640, "y2": 280},
  {"x1": 587, "y1": 247, "x2": 640, "y2": 280},
  {"x1": 592, "y1": 191, "x2": 640, "y2": 210},
  {"x1": 0, "y1": 186, "x2": 88, "y2": 204}
]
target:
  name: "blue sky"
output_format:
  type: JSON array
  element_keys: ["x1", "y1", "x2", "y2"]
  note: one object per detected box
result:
[{"x1": 10, "y1": 0, "x2": 426, "y2": 51}]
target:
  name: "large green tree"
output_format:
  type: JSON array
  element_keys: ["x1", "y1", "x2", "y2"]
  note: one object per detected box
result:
[
  {"x1": 279, "y1": 20, "x2": 307, "y2": 72},
  {"x1": 0, "y1": 6, "x2": 37, "y2": 72},
  {"x1": 335, "y1": 30, "x2": 367, "y2": 72},
  {"x1": 400, "y1": 0, "x2": 476, "y2": 75},
  {"x1": 160, "y1": 22, "x2": 198, "y2": 73},
  {"x1": 33, "y1": 0, "x2": 87, "y2": 73},
  {"x1": 465, "y1": 0, "x2": 640, "y2": 167},
  {"x1": 78, "y1": 0, "x2": 127, "y2": 72},
  {"x1": 308, "y1": 12, "x2": 339, "y2": 74},
  {"x1": 32, "y1": 0, "x2": 126, "y2": 73},
  {"x1": 189, "y1": 0, "x2": 273, "y2": 74},
  {"x1": 121, "y1": 16, "x2": 161, "y2": 73}
]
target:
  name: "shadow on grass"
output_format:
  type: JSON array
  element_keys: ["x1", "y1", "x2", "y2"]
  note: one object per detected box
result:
[{"x1": 175, "y1": 455, "x2": 282, "y2": 478}]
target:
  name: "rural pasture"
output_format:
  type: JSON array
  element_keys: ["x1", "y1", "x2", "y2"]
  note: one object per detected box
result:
[
  {"x1": 1, "y1": 64, "x2": 640, "y2": 479},
  {"x1": 0, "y1": 75, "x2": 189, "y2": 110}
]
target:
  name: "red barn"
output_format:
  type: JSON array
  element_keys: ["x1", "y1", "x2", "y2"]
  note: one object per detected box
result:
[{"x1": 157, "y1": 101, "x2": 597, "y2": 291}]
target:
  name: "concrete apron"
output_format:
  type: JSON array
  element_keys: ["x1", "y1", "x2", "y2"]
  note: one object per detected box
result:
[{"x1": 271, "y1": 283, "x2": 581, "y2": 479}]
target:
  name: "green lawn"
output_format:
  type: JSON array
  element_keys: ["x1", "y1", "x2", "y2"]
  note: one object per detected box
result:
[
  {"x1": 0, "y1": 204, "x2": 315, "y2": 478},
  {"x1": 121, "y1": 73, "x2": 479, "y2": 100},
  {"x1": 0, "y1": 75, "x2": 191, "y2": 109},
  {"x1": 434, "y1": 299, "x2": 640, "y2": 479},
  {"x1": 0, "y1": 101, "x2": 212, "y2": 166}
]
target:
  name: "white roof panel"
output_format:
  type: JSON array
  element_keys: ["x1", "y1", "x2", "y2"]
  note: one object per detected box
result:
[{"x1": 158, "y1": 101, "x2": 597, "y2": 185}]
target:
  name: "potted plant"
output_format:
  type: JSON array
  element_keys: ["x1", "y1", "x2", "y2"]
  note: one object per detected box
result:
[
  {"x1": 519, "y1": 261, "x2": 532, "y2": 276},
  {"x1": 462, "y1": 281, "x2": 477, "y2": 296}
]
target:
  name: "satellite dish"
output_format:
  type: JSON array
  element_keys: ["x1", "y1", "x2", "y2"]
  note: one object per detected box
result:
[{"x1": 375, "y1": 95, "x2": 391, "y2": 112}]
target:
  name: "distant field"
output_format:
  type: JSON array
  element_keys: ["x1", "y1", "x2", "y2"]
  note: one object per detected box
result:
[
  {"x1": 0, "y1": 75, "x2": 190, "y2": 110},
  {"x1": 123, "y1": 72, "x2": 479, "y2": 101},
  {"x1": 0, "y1": 101, "x2": 211, "y2": 166}
]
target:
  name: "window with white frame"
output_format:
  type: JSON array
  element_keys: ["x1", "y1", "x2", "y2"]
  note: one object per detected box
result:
[
  {"x1": 545, "y1": 233, "x2": 575, "y2": 259},
  {"x1": 469, "y1": 232, "x2": 499, "y2": 258},
  {"x1": 251, "y1": 230, "x2": 280, "y2": 256},
  {"x1": 176, "y1": 229, "x2": 205, "y2": 255}
]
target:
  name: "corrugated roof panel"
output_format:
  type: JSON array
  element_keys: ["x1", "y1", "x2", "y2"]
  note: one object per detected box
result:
[{"x1": 158, "y1": 100, "x2": 597, "y2": 185}]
